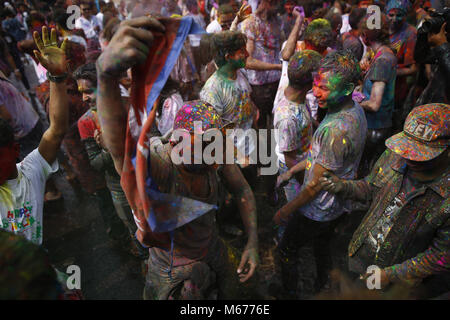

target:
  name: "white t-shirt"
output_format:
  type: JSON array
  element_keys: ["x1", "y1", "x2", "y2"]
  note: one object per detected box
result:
[
  {"x1": 0, "y1": 149, "x2": 58, "y2": 245},
  {"x1": 75, "y1": 15, "x2": 102, "y2": 39},
  {"x1": 206, "y1": 19, "x2": 222, "y2": 33}
]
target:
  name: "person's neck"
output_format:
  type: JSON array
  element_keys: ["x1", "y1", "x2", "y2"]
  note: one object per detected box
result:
[
  {"x1": 328, "y1": 95, "x2": 353, "y2": 114},
  {"x1": 370, "y1": 42, "x2": 384, "y2": 55},
  {"x1": 217, "y1": 63, "x2": 238, "y2": 80},
  {"x1": 284, "y1": 85, "x2": 306, "y2": 104}
]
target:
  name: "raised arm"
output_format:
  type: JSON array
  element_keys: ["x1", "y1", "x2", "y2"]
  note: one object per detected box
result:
[
  {"x1": 33, "y1": 27, "x2": 69, "y2": 165},
  {"x1": 96, "y1": 17, "x2": 165, "y2": 174},
  {"x1": 281, "y1": 8, "x2": 304, "y2": 61}
]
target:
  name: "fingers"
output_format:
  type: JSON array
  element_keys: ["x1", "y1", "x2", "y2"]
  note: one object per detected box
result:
[
  {"x1": 237, "y1": 251, "x2": 247, "y2": 274},
  {"x1": 122, "y1": 16, "x2": 165, "y2": 33},
  {"x1": 50, "y1": 28, "x2": 58, "y2": 46},
  {"x1": 60, "y1": 38, "x2": 68, "y2": 54},
  {"x1": 239, "y1": 262, "x2": 256, "y2": 283},
  {"x1": 42, "y1": 26, "x2": 50, "y2": 47},
  {"x1": 33, "y1": 50, "x2": 43, "y2": 63},
  {"x1": 33, "y1": 31, "x2": 44, "y2": 52}
]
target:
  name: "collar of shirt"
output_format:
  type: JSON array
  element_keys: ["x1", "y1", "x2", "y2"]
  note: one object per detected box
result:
[{"x1": 390, "y1": 155, "x2": 449, "y2": 198}]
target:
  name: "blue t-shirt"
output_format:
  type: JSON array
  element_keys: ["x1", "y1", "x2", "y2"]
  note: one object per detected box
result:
[{"x1": 362, "y1": 47, "x2": 397, "y2": 129}]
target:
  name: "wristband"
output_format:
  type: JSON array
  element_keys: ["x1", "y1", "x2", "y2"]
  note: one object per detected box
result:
[{"x1": 46, "y1": 71, "x2": 68, "y2": 83}]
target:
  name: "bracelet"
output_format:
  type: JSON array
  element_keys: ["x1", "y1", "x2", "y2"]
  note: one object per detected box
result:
[{"x1": 46, "y1": 71, "x2": 68, "y2": 83}]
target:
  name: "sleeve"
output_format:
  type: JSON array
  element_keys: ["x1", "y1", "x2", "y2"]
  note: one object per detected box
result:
[
  {"x1": 83, "y1": 138, "x2": 114, "y2": 172},
  {"x1": 400, "y1": 30, "x2": 416, "y2": 68},
  {"x1": 276, "y1": 117, "x2": 301, "y2": 153},
  {"x1": 314, "y1": 125, "x2": 351, "y2": 172},
  {"x1": 20, "y1": 148, "x2": 58, "y2": 184},
  {"x1": 369, "y1": 57, "x2": 394, "y2": 83},
  {"x1": 434, "y1": 42, "x2": 450, "y2": 99},
  {"x1": 77, "y1": 116, "x2": 96, "y2": 140},
  {"x1": 384, "y1": 207, "x2": 450, "y2": 282},
  {"x1": 338, "y1": 149, "x2": 393, "y2": 202}
]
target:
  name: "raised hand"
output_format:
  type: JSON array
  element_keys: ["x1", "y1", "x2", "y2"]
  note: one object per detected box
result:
[
  {"x1": 97, "y1": 16, "x2": 165, "y2": 78},
  {"x1": 33, "y1": 26, "x2": 68, "y2": 76},
  {"x1": 236, "y1": 3, "x2": 252, "y2": 23}
]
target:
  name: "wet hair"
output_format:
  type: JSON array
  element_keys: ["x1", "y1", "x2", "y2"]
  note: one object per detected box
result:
[
  {"x1": 0, "y1": 230, "x2": 58, "y2": 299},
  {"x1": 73, "y1": 62, "x2": 97, "y2": 87},
  {"x1": 212, "y1": 31, "x2": 247, "y2": 67},
  {"x1": 304, "y1": 18, "x2": 333, "y2": 50},
  {"x1": 288, "y1": 49, "x2": 322, "y2": 90},
  {"x1": 341, "y1": 34, "x2": 364, "y2": 62},
  {"x1": 349, "y1": 7, "x2": 366, "y2": 30},
  {"x1": 0, "y1": 118, "x2": 14, "y2": 148},
  {"x1": 359, "y1": 12, "x2": 391, "y2": 45},
  {"x1": 199, "y1": 33, "x2": 216, "y2": 65},
  {"x1": 319, "y1": 50, "x2": 361, "y2": 86}
]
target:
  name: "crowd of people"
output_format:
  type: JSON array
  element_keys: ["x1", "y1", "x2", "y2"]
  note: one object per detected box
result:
[{"x1": 0, "y1": 0, "x2": 449, "y2": 300}]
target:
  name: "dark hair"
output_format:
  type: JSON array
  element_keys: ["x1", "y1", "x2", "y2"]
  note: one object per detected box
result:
[
  {"x1": 304, "y1": 18, "x2": 333, "y2": 50},
  {"x1": 53, "y1": 9, "x2": 70, "y2": 30},
  {"x1": 349, "y1": 7, "x2": 366, "y2": 30},
  {"x1": 319, "y1": 50, "x2": 361, "y2": 86},
  {"x1": 359, "y1": 12, "x2": 390, "y2": 45},
  {"x1": 288, "y1": 49, "x2": 322, "y2": 89},
  {"x1": 0, "y1": 230, "x2": 58, "y2": 299},
  {"x1": 73, "y1": 63, "x2": 97, "y2": 87},
  {"x1": 341, "y1": 33, "x2": 364, "y2": 62},
  {"x1": 212, "y1": 31, "x2": 247, "y2": 67},
  {"x1": 324, "y1": 11, "x2": 342, "y2": 32},
  {"x1": 0, "y1": 8, "x2": 15, "y2": 19},
  {"x1": 0, "y1": 118, "x2": 14, "y2": 148}
]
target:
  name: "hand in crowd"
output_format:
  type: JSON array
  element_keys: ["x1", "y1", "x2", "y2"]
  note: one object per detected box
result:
[
  {"x1": 237, "y1": 243, "x2": 258, "y2": 283},
  {"x1": 94, "y1": 129, "x2": 107, "y2": 151},
  {"x1": 319, "y1": 171, "x2": 343, "y2": 194},
  {"x1": 236, "y1": 3, "x2": 252, "y2": 23},
  {"x1": 428, "y1": 22, "x2": 448, "y2": 47},
  {"x1": 276, "y1": 170, "x2": 292, "y2": 189},
  {"x1": 97, "y1": 16, "x2": 165, "y2": 78},
  {"x1": 33, "y1": 26, "x2": 68, "y2": 76},
  {"x1": 273, "y1": 207, "x2": 290, "y2": 226}
]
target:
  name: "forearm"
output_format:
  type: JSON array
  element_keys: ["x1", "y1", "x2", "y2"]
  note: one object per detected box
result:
[
  {"x1": 246, "y1": 57, "x2": 281, "y2": 71},
  {"x1": 47, "y1": 80, "x2": 69, "y2": 140},
  {"x1": 340, "y1": 179, "x2": 373, "y2": 202},
  {"x1": 96, "y1": 66, "x2": 127, "y2": 174},
  {"x1": 281, "y1": 18, "x2": 302, "y2": 61},
  {"x1": 285, "y1": 153, "x2": 304, "y2": 185},
  {"x1": 396, "y1": 64, "x2": 417, "y2": 77},
  {"x1": 236, "y1": 186, "x2": 258, "y2": 246},
  {"x1": 281, "y1": 184, "x2": 318, "y2": 216}
]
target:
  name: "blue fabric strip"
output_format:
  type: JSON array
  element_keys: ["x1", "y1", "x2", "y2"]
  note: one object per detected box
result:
[{"x1": 145, "y1": 17, "x2": 205, "y2": 115}]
